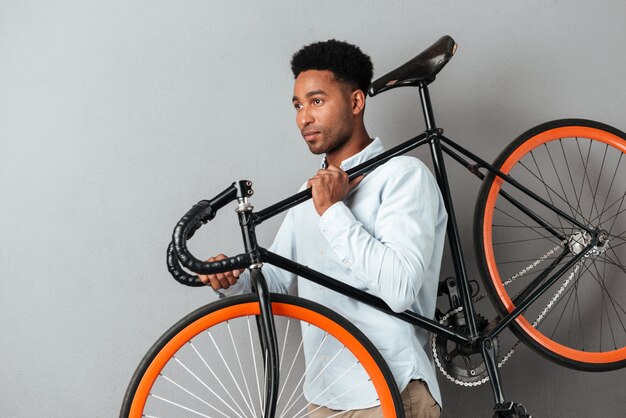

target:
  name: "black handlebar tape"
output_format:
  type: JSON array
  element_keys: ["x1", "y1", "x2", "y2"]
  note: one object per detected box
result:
[
  {"x1": 185, "y1": 183, "x2": 238, "y2": 239},
  {"x1": 184, "y1": 200, "x2": 211, "y2": 240},
  {"x1": 167, "y1": 241, "x2": 251, "y2": 286},
  {"x1": 167, "y1": 241, "x2": 205, "y2": 287},
  {"x1": 172, "y1": 187, "x2": 252, "y2": 275}
]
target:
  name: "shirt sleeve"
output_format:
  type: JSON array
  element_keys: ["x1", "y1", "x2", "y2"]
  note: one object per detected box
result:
[
  {"x1": 319, "y1": 166, "x2": 441, "y2": 313},
  {"x1": 217, "y1": 208, "x2": 298, "y2": 297}
]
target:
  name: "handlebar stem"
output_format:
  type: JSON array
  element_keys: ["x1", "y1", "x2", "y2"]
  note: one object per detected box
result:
[
  {"x1": 235, "y1": 180, "x2": 261, "y2": 263},
  {"x1": 234, "y1": 180, "x2": 254, "y2": 199},
  {"x1": 236, "y1": 194, "x2": 262, "y2": 265}
]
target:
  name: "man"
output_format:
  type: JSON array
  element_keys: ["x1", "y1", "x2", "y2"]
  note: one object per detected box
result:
[{"x1": 200, "y1": 39, "x2": 447, "y2": 418}]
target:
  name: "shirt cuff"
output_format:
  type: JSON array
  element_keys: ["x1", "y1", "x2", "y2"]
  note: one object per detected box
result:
[
  {"x1": 319, "y1": 201, "x2": 357, "y2": 241},
  {"x1": 318, "y1": 201, "x2": 361, "y2": 270}
]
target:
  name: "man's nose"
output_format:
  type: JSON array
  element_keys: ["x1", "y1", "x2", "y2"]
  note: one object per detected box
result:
[{"x1": 299, "y1": 106, "x2": 314, "y2": 127}]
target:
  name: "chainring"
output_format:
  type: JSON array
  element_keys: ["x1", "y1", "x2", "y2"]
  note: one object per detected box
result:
[{"x1": 432, "y1": 308, "x2": 498, "y2": 386}]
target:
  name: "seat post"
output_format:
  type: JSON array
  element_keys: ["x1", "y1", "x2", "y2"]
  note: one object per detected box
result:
[{"x1": 418, "y1": 83, "x2": 437, "y2": 131}]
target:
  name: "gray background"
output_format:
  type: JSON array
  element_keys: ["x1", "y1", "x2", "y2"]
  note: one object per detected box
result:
[{"x1": 1, "y1": 0, "x2": 625, "y2": 417}]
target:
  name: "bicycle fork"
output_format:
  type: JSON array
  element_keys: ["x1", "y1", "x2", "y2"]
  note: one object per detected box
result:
[{"x1": 251, "y1": 268, "x2": 280, "y2": 418}]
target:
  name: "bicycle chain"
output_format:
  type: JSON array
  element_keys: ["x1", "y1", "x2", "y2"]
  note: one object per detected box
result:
[{"x1": 432, "y1": 241, "x2": 586, "y2": 386}]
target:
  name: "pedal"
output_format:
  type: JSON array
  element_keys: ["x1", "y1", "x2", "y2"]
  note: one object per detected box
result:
[{"x1": 492, "y1": 402, "x2": 532, "y2": 418}]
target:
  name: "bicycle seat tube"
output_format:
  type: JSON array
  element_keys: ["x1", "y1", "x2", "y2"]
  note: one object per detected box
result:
[{"x1": 419, "y1": 83, "x2": 479, "y2": 338}]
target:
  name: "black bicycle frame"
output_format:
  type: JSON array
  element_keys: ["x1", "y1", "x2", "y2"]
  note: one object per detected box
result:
[{"x1": 224, "y1": 83, "x2": 601, "y2": 413}]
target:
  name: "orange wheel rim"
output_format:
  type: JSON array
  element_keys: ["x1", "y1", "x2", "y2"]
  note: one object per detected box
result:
[
  {"x1": 483, "y1": 126, "x2": 626, "y2": 363},
  {"x1": 129, "y1": 302, "x2": 397, "y2": 417}
]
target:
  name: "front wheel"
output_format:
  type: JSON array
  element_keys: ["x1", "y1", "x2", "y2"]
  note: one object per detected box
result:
[
  {"x1": 475, "y1": 119, "x2": 626, "y2": 371},
  {"x1": 121, "y1": 293, "x2": 404, "y2": 417}
]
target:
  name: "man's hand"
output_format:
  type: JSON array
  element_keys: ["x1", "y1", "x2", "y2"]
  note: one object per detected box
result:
[
  {"x1": 198, "y1": 253, "x2": 245, "y2": 290},
  {"x1": 307, "y1": 165, "x2": 363, "y2": 215}
]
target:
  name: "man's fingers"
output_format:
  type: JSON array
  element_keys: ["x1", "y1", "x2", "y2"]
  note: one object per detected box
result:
[
  {"x1": 205, "y1": 271, "x2": 240, "y2": 289},
  {"x1": 201, "y1": 254, "x2": 240, "y2": 289},
  {"x1": 215, "y1": 271, "x2": 228, "y2": 287},
  {"x1": 208, "y1": 276, "x2": 222, "y2": 290},
  {"x1": 319, "y1": 166, "x2": 348, "y2": 183},
  {"x1": 317, "y1": 169, "x2": 338, "y2": 177}
]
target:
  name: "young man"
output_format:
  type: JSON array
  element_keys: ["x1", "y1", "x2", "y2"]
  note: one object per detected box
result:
[{"x1": 200, "y1": 40, "x2": 447, "y2": 418}]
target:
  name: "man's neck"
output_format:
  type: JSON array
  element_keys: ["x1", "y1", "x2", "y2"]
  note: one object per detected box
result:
[{"x1": 325, "y1": 129, "x2": 372, "y2": 168}]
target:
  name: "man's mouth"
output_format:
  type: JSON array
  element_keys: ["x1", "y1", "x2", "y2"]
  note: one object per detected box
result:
[{"x1": 302, "y1": 131, "x2": 320, "y2": 142}]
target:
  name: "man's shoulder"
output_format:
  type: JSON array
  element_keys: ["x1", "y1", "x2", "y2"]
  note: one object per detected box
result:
[
  {"x1": 370, "y1": 156, "x2": 439, "y2": 195},
  {"x1": 377, "y1": 155, "x2": 431, "y2": 176}
]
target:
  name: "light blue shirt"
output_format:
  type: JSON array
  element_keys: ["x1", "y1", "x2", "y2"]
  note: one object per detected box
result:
[{"x1": 219, "y1": 138, "x2": 447, "y2": 409}]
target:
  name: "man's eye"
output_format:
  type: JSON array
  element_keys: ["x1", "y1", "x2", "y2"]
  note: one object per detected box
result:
[
  {"x1": 313, "y1": 98, "x2": 323, "y2": 105},
  {"x1": 294, "y1": 103, "x2": 303, "y2": 110}
]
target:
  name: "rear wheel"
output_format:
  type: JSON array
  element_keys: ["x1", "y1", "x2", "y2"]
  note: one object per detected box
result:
[
  {"x1": 475, "y1": 119, "x2": 626, "y2": 371},
  {"x1": 121, "y1": 293, "x2": 404, "y2": 417}
]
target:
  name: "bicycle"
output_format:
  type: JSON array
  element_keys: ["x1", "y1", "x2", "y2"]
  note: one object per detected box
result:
[{"x1": 121, "y1": 35, "x2": 626, "y2": 418}]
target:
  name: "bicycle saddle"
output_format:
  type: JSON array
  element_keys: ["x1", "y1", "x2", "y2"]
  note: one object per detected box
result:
[{"x1": 368, "y1": 35, "x2": 457, "y2": 96}]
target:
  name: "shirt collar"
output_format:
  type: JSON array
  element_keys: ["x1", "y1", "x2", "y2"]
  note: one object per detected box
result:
[{"x1": 321, "y1": 137, "x2": 385, "y2": 171}]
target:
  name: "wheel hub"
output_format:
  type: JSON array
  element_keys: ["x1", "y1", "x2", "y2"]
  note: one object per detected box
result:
[{"x1": 567, "y1": 230, "x2": 609, "y2": 257}]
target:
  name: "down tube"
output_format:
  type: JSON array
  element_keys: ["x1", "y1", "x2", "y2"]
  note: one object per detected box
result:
[{"x1": 259, "y1": 248, "x2": 470, "y2": 344}]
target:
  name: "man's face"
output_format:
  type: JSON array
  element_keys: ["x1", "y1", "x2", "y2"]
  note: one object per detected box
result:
[{"x1": 292, "y1": 70, "x2": 355, "y2": 156}]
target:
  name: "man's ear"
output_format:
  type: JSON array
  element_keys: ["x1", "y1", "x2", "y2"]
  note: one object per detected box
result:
[{"x1": 351, "y1": 89, "x2": 366, "y2": 115}]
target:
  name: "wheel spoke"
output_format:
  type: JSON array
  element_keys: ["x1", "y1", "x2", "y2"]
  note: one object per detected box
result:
[
  {"x1": 531, "y1": 144, "x2": 572, "y2": 230},
  {"x1": 149, "y1": 393, "x2": 215, "y2": 418},
  {"x1": 227, "y1": 321, "x2": 258, "y2": 417},
  {"x1": 516, "y1": 157, "x2": 588, "y2": 224},
  {"x1": 188, "y1": 341, "x2": 247, "y2": 417},
  {"x1": 208, "y1": 331, "x2": 256, "y2": 416},
  {"x1": 559, "y1": 138, "x2": 587, "y2": 223},
  {"x1": 159, "y1": 373, "x2": 232, "y2": 417},
  {"x1": 494, "y1": 207, "x2": 564, "y2": 245},
  {"x1": 247, "y1": 316, "x2": 264, "y2": 416},
  {"x1": 281, "y1": 339, "x2": 348, "y2": 418},
  {"x1": 598, "y1": 153, "x2": 624, "y2": 224},
  {"x1": 289, "y1": 363, "x2": 367, "y2": 418},
  {"x1": 280, "y1": 333, "x2": 331, "y2": 417},
  {"x1": 590, "y1": 261, "x2": 623, "y2": 348},
  {"x1": 589, "y1": 143, "x2": 610, "y2": 224},
  {"x1": 276, "y1": 323, "x2": 311, "y2": 411}
]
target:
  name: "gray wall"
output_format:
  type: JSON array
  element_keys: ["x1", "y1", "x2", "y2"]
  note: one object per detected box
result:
[{"x1": 1, "y1": 0, "x2": 625, "y2": 416}]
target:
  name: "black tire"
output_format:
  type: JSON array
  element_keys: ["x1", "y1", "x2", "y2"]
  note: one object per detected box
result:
[
  {"x1": 475, "y1": 119, "x2": 626, "y2": 371},
  {"x1": 121, "y1": 293, "x2": 404, "y2": 417}
]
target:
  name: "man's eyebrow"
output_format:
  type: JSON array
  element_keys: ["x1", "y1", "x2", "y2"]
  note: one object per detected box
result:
[{"x1": 292, "y1": 89, "x2": 327, "y2": 102}]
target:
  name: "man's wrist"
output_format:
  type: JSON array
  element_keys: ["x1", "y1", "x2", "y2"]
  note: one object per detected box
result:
[{"x1": 316, "y1": 200, "x2": 336, "y2": 216}]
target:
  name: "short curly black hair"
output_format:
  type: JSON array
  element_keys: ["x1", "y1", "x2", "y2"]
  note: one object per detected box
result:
[{"x1": 290, "y1": 39, "x2": 374, "y2": 93}]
